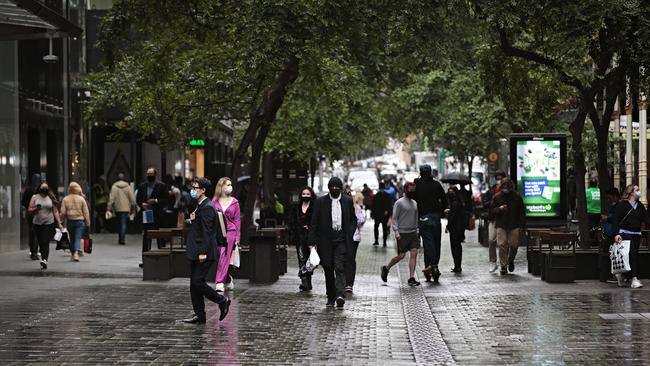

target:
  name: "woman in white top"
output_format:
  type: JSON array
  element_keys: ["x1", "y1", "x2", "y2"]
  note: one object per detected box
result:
[
  {"x1": 346, "y1": 191, "x2": 366, "y2": 292},
  {"x1": 28, "y1": 181, "x2": 63, "y2": 270}
]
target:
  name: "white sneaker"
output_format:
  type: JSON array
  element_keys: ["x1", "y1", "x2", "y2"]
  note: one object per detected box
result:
[
  {"x1": 631, "y1": 279, "x2": 644, "y2": 289},
  {"x1": 215, "y1": 283, "x2": 225, "y2": 292},
  {"x1": 489, "y1": 262, "x2": 498, "y2": 273},
  {"x1": 226, "y1": 277, "x2": 234, "y2": 291},
  {"x1": 616, "y1": 274, "x2": 626, "y2": 287}
]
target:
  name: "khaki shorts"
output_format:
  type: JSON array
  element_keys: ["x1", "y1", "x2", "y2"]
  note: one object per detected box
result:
[{"x1": 397, "y1": 232, "x2": 420, "y2": 253}]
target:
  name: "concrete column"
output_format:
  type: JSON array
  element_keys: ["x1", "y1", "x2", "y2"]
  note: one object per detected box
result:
[
  {"x1": 640, "y1": 100, "x2": 648, "y2": 205},
  {"x1": 626, "y1": 104, "x2": 634, "y2": 187}
]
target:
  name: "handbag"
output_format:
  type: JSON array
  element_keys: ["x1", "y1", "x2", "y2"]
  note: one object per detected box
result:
[
  {"x1": 466, "y1": 212, "x2": 476, "y2": 231},
  {"x1": 55, "y1": 228, "x2": 70, "y2": 250},
  {"x1": 230, "y1": 244, "x2": 241, "y2": 268},
  {"x1": 82, "y1": 228, "x2": 93, "y2": 254},
  {"x1": 610, "y1": 240, "x2": 631, "y2": 274},
  {"x1": 216, "y1": 211, "x2": 228, "y2": 247}
]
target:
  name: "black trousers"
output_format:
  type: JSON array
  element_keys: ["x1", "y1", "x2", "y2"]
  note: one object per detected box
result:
[
  {"x1": 27, "y1": 219, "x2": 38, "y2": 255},
  {"x1": 449, "y1": 230, "x2": 463, "y2": 270},
  {"x1": 374, "y1": 217, "x2": 389, "y2": 245},
  {"x1": 621, "y1": 233, "x2": 642, "y2": 278},
  {"x1": 33, "y1": 223, "x2": 54, "y2": 261},
  {"x1": 323, "y1": 241, "x2": 347, "y2": 301},
  {"x1": 189, "y1": 260, "x2": 227, "y2": 320},
  {"x1": 296, "y1": 241, "x2": 311, "y2": 278},
  {"x1": 346, "y1": 241, "x2": 359, "y2": 287}
]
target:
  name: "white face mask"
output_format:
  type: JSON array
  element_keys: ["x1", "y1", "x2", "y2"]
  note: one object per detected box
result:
[{"x1": 223, "y1": 186, "x2": 233, "y2": 195}]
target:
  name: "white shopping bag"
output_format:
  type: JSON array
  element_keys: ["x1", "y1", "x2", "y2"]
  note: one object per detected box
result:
[
  {"x1": 308, "y1": 247, "x2": 320, "y2": 267},
  {"x1": 54, "y1": 227, "x2": 64, "y2": 241},
  {"x1": 230, "y1": 244, "x2": 241, "y2": 268},
  {"x1": 610, "y1": 240, "x2": 631, "y2": 274}
]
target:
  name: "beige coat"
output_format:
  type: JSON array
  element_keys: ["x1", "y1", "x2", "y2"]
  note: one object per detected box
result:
[
  {"x1": 109, "y1": 180, "x2": 136, "y2": 213},
  {"x1": 61, "y1": 182, "x2": 91, "y2": 226}
]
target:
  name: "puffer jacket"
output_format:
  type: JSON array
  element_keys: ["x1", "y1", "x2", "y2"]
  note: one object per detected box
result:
[
  {"x1": 61, "y1": 182, "x2": 90, "y2": 226},
  {"x1": 109, "y1": 180, "x2": 136, "y2": 213}
]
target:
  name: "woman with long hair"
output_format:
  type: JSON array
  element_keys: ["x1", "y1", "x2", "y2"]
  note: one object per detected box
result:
[
  {"x1": 212, "y1": 177, "x2": 241, "y2": 292},
  {"x1": 288, "y1": 186, "x2": 316, "y2": 291},
  {"x1": 346, "y1": 191, "x2": 366, "y2": 292},
  {"x1": 613, "y1": 184, "x2": 649, "y2": 288},
  {"x1": 27, "y1": 181, "x2": 63, "y2": 270},
  {"x1": 445, "y1": 186, "x2": 466, "y2": 273},
  {"x1": 61, "y1": 182, "x2": 91, "y2": 262}
]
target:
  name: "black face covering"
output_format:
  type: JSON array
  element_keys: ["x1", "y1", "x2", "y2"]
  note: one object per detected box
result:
[
  {"x1": 147, "y1": 175, "x2": 156, "y2": 183},
  {"x1": 38, "y1": 188, "x2": 49, "y2": 195},
  {"x1": 405, "y1": 191, "x2": 416, "y2": 199},
  {"x1": 301, "y1": 196, "x2": 312, "y2": 202}
]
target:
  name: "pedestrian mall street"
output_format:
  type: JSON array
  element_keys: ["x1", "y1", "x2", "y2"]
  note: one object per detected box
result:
[{"x1": 0, "y1": 220, "x2": 649, "y2": 365}]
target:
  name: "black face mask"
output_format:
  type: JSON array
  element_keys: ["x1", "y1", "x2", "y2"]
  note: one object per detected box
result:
[
  {"x1": 329, "y1": 189, "x2": 341, "y2": 198},
  {"x1": 147, "y1": 176, "x2": 156, "y2": 183},
  {"x1": 38, "y1": 188, "x2": 49, "y2": 195},
  {"x1": 301, "y1": 196, "x2": 312, "y2": 202},
  {"x1": 405, "y1": 191, "x2": 416, "y2": 199}
]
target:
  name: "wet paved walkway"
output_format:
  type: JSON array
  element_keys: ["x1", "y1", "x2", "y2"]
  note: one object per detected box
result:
[{"x1": 1, "y1": 220, "x2": 650, "y2": 365}]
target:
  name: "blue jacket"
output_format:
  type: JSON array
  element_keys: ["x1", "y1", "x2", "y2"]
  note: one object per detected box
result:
[{"x1": 185, "y1": 198, "x2": 226, "y2": 261}]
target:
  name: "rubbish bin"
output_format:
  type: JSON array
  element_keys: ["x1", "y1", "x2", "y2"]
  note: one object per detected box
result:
[{"x1": 249, "y1": 228, "x2": 280, "y2": 283}]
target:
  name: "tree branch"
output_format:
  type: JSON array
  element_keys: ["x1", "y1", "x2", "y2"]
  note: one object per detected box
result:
[{"x1": 497, "y1": 27, "x2": 585, "y2": 91}]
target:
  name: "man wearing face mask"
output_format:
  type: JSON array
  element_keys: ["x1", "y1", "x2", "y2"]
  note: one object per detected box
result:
[
  {"x1": 136, "y1": 168, "x2": 170, "y2": 261},
  {"x1": 308, "y1": 177, "x2": 357, "y2": 308},
  {"x1": 181, "y1": 177, "x2": 230, "y2": 324},
  {"x1": 490, "y1": 178, "x2": 525, "y2": 275},
  {"x1": 487, "y1": 170, "x2": 507, "y2": 273}
]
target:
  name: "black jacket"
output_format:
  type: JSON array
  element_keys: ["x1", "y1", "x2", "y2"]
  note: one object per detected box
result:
[
  {"x1": 308, "y1": 194, "x2": 357, "y2": 267},
  {"x1": 136, "y1": 181, "x2": 169, "y2": 224},
  {"x1": 288, "y1": 202, "x2": 314, "y2": 247},
  {"x1": 490, "y1": 191, "x2": 525, "y2": 230},
  {"x1": 185, "y1": 198, "x2": 226, "y2": 261},
  {"x1": 446, "y1": 199, "x2": 466, "y2": 233},
  {"x1": 371, "y1": 191, "x2": 392, "y2": 220},
  {"x1": 613, "y1": 200, "x2": 650, "y2": 235},
  {"x1": 414, "y1": 177, "x2": 447, "y2": 216}
]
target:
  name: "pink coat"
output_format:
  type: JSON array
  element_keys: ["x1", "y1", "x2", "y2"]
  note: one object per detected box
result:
[{"x1": 213, "y1": 197, "x2": 241, "y2": 244}]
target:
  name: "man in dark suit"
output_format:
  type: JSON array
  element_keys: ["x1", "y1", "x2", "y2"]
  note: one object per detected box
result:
[
  {"x1": 181, "y1": 177, "x2": 231, "y2": 324},
  {"x1": 136, "y1": 167, "x2": 170, "y2": 253},
  {"x1": 308, "y1": 177, "x2": 357, "y2": 309},
  {"x1": 371, "y1": 182, "x2": 393, "y2": 247}
]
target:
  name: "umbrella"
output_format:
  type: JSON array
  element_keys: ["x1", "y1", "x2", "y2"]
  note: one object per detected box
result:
[{"x1": 440, "y1": 172, "x2": 471, "y2": 185}]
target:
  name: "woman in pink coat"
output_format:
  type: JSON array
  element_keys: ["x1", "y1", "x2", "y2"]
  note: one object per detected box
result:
[{"x1": 212, "y1": 177, "x2": 241, "y2": 292}]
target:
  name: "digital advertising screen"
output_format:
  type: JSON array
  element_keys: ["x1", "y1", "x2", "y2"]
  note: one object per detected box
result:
[{"x1": 510, "y1": 134, "x2": 567, "y2": 222}]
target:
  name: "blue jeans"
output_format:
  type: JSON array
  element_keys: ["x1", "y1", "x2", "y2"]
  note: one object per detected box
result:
[
  {"x1": 116, "y1": 212, "x2": 129, "y2": 242},
  {"x1": 66, "y1": 220, "x2": 85, "y2": 252},
  {"x1": 419, "y1": 213, "x2": 441, "y2": 268}
]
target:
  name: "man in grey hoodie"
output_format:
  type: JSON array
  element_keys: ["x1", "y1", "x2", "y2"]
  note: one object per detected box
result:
[
  {"x1": 108, "y1": 173, "x2": 136, "y2": 245},
  {"x1": 381, "y1": 182, "x2": 421, "y2": 286}
]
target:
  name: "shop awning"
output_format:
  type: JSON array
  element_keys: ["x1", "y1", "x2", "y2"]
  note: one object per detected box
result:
[{"x1": 0, "y1": 0, "x2": 82, "y2": 40}]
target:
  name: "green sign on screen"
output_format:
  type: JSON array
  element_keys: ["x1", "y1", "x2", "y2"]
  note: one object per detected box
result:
[
  {"x1": 516, "y1": 140, "x2": 561, "y2": 217},
  {"x1": 188, "y1": 139, "x2": 205, "y2": 147}
]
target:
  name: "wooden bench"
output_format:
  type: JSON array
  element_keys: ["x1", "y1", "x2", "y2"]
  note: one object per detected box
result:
[{"x1": 142, "y1": 228, "x2": 188, "y2": 281}]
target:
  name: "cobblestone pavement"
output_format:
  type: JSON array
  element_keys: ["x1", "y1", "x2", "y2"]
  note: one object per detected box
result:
[{"x1": 1, "y1": 220, "x2": 650, "y2": 364}]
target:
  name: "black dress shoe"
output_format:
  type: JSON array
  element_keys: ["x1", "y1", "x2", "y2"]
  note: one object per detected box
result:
[
  {"x1": 182, "y1": 315, "x2": 206, "y2": 324},
  {"x1": 326, "y1": 299, "x2": 335, "y2": 307},
  {"x1": 432, "y1": 268, "x2": 441, "y2": 283},
  {"x1": 219, "y1": 299, "x2": 231, "y2": 321},
  {"x1": 381, "y1": 266, "x2": 389, "y2": 283},
  {"x1": 508, "y1": 262, "x2": 515, "y2": 272},
  {"x1": 119, "y1": 240, "x2": 125, "y2": 245}
]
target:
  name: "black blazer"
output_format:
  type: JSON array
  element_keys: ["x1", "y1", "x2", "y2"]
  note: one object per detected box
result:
[
  {"x1": 185, "y1": 198, "x2": 226, "y2": 261},
  {"x1": 308, "y1": 194, "x2": 356, "y2": 267},
  {"x1": 136, "y1": 181, "x2": 169, "y2": 222}
]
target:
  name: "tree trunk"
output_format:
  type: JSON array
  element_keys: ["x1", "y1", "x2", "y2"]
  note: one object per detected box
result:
[
  {"x1": 569, "y1": 109, "x2": 591, "y2": 248},
  {"x1": 467, "y1": 156, "x2": 474, "y2": 181},
  {"x1": 230, "y1": 120, "x2": 260, "y2": 181},
  {"x1": 595, "y1": 124, "x2": 612, "y2": 213},
  {"x1": 239, "y1": 58, "x2": 300, "y2": 244},
  {"x1": 262, "y1": 151, "x2": 274, "y2": 205}
]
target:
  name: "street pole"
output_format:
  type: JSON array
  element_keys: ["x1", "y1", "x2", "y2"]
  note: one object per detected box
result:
[
  {"x1": 625, "y1": 87, "x2": 634, "y2": 187},
  {"x1": 613, "y1": 97, "x2": 620, "y2": 189},
  {"x1": 640, "y1": 98, "x2": 647, "y2": 205}
]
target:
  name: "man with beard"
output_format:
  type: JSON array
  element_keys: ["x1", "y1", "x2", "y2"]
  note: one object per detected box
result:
[{"x1": 308, "y1": 177, "x2": 357, "y2": 308}]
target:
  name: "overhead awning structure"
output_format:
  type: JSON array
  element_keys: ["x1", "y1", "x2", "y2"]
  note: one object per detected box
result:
[{"x1": 0, "y1": 0, "x2": 82, "y2": 40}]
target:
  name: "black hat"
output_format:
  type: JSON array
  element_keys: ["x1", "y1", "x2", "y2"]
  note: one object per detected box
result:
[{"x1": 328, "y1": 177, "x2": 343, "y2": 189}]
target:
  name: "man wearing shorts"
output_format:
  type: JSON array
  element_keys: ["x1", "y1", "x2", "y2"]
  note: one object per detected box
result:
[{"x1": 381, "y1": 182, "x2": 420, "y2": 286}]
